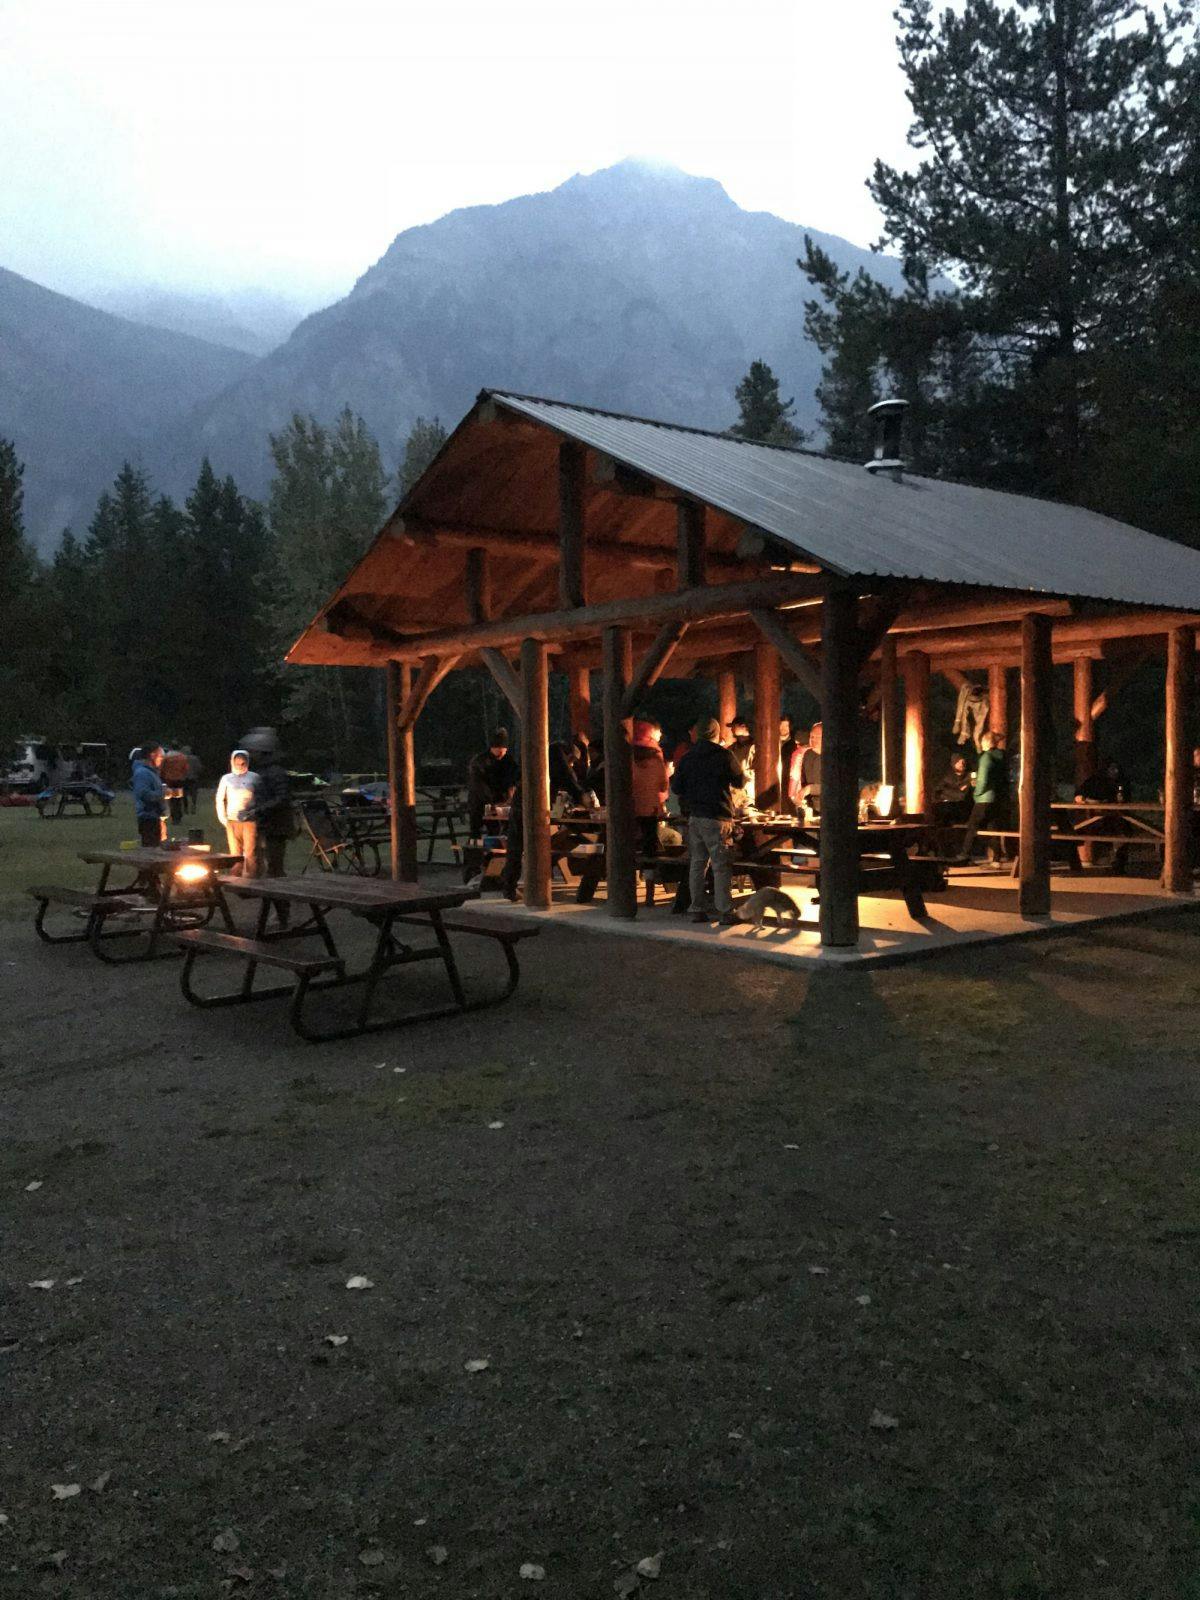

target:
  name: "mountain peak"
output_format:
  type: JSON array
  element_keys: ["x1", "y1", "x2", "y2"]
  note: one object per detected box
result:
[{"x1": 559, "y1": 156, "x2": 732, "y2": 204}]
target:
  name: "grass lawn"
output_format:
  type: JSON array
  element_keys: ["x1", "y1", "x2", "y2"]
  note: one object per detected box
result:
[{"x1": 3, "y1": 800, "x2": 1200, "y2": 1597}]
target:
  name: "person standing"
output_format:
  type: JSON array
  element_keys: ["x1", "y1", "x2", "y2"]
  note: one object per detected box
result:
[
  {"x1": 182, "y1": 746, "x2": 203, "y2": 814},
  {"x1": 631, "y1": 718, "x2": 670, "y2": 856},
  {"x1": 795, "y1": 722, "x2": 823, "y2": 811},
  {"x1": 955, "y1": 732, "x2": 1009, "y2": 864},
  {"x1": 778, "y1": 718, "x2": 799, "y2": 814},
  {"x1": 216, "y1": 750, "x2": 261, "y2": 876},
  {"x1": 131, "y1": 743, "x2": 169, "y2": 848},
  {"x1": 670, "y1": 717, "x2": 747, "y2": 926},
  {"x1": 161, "y1": 746, "x2": 190, "y2": 824},
  {"x1": 247, "y1": 747, "x2": 295, "y2": 923},
  {"x1": 466, "y1": 729, "x2": 519, "y2": 839}
]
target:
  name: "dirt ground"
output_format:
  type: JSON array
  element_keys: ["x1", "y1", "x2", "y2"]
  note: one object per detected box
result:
[{"x1": 4, "y1": 808, "x2": 1200, "y2": 1597}]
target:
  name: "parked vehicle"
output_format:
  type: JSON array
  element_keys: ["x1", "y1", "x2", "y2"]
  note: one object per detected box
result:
[{"x1": 2, "y1": 737, "x2": 109, "y2": 794}]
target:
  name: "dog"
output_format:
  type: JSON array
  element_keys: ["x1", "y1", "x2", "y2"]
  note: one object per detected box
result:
[{"x1": 735, "y1": 887, "x2": 802, "y2": 928}]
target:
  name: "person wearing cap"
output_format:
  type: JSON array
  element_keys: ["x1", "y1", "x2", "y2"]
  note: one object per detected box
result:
[
  {"x1": 467, "y1": 728, "x2": 519, "y2": 839},
  {"x1": 631, "y1": 717, "x2": 670, "y2": 856},
  {"x1": 669, "y1": 717, "x2": 747, "y2": 925},
  {"x1": 216, "y1": 749, "x2": 262, "y2": 875}
]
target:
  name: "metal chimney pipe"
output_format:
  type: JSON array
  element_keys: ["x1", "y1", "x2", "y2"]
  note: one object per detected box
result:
[{"x1": 864, "y1": 397, "x2": 908, "y2": 481}]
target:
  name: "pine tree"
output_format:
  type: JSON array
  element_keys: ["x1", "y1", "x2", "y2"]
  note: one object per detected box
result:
[
  {"x1": 399, "y1": 416, "x2": 448, "y2": 495},
  {"x1": 730, "y1": 361, "x2": 804, "y2": 445},
  {"x1": 0, "y1": 439, "x2": 38, "y2": 753},
  {"x1": 268, "y1": 410, "x2": 388, "y2": 766}
]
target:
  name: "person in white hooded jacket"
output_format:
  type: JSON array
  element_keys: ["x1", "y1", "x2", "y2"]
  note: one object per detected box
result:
[{"x1": 215, "y1": 749, "x2": 261, "y2": 875}]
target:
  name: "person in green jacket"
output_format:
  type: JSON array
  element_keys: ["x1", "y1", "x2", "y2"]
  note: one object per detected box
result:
[{"x1": 955, "y1": 732, "x2": 1009, "y2": 864}]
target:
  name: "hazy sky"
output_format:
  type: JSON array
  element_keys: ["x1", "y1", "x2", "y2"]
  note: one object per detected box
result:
[{"x1": 0, "y1": 0, "x2": 915, "y2": 303}]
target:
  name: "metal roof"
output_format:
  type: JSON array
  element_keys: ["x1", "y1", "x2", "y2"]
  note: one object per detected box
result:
[{"x1": 490, "y1": 390, "x2": 1200, "y2": 611}]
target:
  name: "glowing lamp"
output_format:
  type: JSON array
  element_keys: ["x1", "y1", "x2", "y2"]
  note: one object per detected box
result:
[{"x1": 174, "y1": 860, "x2": 211, "y2": 884}]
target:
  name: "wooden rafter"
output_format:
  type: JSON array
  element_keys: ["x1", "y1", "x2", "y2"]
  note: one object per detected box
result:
[
  {"x1": 750, "y1": 607, "x2": 822, "y2": 701},
  {"x1": 621, "y1": 622, "x2": 688, "y2": 717},
  {"x1": 481, "y1": 648, "x2": 522, "y2": 715},
  {"x1": 397, "y1": 654, "x2": 460, "y2": 734},
  {"x1": 390, "y1": 513, "x2": 751, "y2": 575}
]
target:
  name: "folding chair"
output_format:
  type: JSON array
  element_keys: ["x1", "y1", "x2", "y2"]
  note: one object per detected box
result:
[{"x1": 299, "y1": 799, "x2": 379, "y2": 875}]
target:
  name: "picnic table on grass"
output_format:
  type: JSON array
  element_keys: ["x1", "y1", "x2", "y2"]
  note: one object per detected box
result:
[
  {"x1": 176, "y1": 873, "x2": 540, "y2": 1042},
  {"x1": 29, "y1": 847, "x2": 239, "y2": 960}
]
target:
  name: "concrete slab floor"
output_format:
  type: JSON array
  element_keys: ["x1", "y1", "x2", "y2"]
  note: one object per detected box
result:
[{"x1": 462, "y1": 866, "x2": 1200, "y2": 970}]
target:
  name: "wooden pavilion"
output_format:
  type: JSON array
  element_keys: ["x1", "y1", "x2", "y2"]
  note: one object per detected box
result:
[{"x1": 287, "y1": 390, "x2": 1200, "y2": 949}]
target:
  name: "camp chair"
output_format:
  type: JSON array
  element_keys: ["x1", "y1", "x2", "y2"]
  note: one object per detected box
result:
[{"x1": 298, "y1": 798, "x2": 380, "y2": 876}]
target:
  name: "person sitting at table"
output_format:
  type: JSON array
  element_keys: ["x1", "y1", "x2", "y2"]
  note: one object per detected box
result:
[
  {"x1": 670, "y1": 717, "x2": 748, "y2": 926},
  {"x1": 216, "y1": 750, "x2": 261, "y2": 876},
  {"x1": 933, "y1": 753, "x2": 974, "y2": 853},
  {"x1": 792, "y1": 722, "x2": 823, "y2": 812},
  {"x1": 131, "y1": 743, "x2": 169, "y2": 848},
  {"x1": 549, "y1": 738, "x2": 586, "y2": 808},
  {"x1": 1076, "y1": 756, "x2": 1131, "y2": 874},
  {"x1": 632, "y1": 717, "x2": 670, "y2": 858},
  {"x1": 467, "y1": 728, "x2": 519, "y2": 839},
  {"x1": 954, "y1": 731, "x2": 1009, "y2": 864}
]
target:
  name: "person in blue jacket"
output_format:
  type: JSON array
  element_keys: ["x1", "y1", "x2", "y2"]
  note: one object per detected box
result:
[{"x1": 131, "y1": 743, "x2": 168, "y2": 847}]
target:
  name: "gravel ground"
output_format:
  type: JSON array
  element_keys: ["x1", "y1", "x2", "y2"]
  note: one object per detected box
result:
[{"x1": 3, "y1": 897, "x2": 1200, "y2": 1599}]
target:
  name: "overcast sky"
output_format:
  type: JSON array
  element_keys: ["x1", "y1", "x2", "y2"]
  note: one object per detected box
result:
[{"x1": 0, "y1": 0, "x2": 915, "y2": 304}]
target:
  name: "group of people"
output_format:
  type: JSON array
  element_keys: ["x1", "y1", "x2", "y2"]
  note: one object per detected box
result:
[{"x1": 130, "y1": 742, "x2": 295, "y2": 878}]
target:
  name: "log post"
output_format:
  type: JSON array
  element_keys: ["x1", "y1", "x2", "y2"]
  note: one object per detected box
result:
[
  {"x1": 519, "y1": 637, "x2": 552, "y2": 909},
  {"x1": 395, "y1": 661, "x2": 418, "y2": 882},
  {"x1": 676, "y1": 499, "x2": 705, "y2": 588},
  {"x1": 466, "y1": 547, "x2": 492, "y2": 623},
  {"x1": 717, "y1": 666, "x2": 737, "y2": 737},
  {"x1": 1072, "y1": 655, "x2": 1096, "y2": 786},
  {"x1": 385, "y1": 662, "x2": 402, "y2": 881},
  {"x1": 602, "y1": 625, "x2": 638, "y2": 919},
  {"x1": 558, "y1": 440, "x2": 586, "y2": 609},
  {"x1": 567, "y1": 658, "x2": 591, "y2": 738},
  {"x1": 1018, "y1": 613, "x2": 1054, "y2": 917},
  {"x1": 819, "y1": 585, "x2": 860, "y2": 948},
  {"x1": 753, "y1": 639, "x2": 782, "y2": 809},
  {"x1": 988, "y1": 662, "x2": 1008, "y2": 739},
  {"x1": 880, "y1": 633, "x2": 901, "y2": 790},
  {"x1": 1163, "y1": 624, "x2": 1195, "y2": 895},
  {"x1": 902, "y1": 650, "x2": 931, "y2": 818}
]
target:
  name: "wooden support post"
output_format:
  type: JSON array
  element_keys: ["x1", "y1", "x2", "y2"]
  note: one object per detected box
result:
[
  {"x1": 567, "y1": 658, "x2": 591, "y2": 737},
  {"x1": 676, "y1": 499, "x2": 705, "y2": 588},
  {"x1": 749, "y1": 607, "x2": 823, "y2": 703},
  {"x1": 396, "y1": 661, "x2": 418, "y2": 882},
  {"x1": 602, "y1": 625, "x2": 638, "y2": 919},
  {"x1": 1073, "y1": 655, "x2": 1096, "y2": 786},
  {"x1": 519, "y1": 638, "x2": 552, "y2": 910},
  {"x1": 987, "y1": 662, "x2": 1008, "y2": 739},
  {"x1": 385, "y1": 662, "x2": 402, "y2": 882},
  {"x1": 1163, "y1": 624, "x2": 1195, "y2": 895},
  {"x1": 558, "y1": 440, "x2": 586, "y2": 609},
  {"x1": 753, "y1": 640, "x2": 782, "y2": 809},
  {"x1": 902, "y1": 650, "x2": 931, "y2": 819},
  {"x1": 481, "y1": 648, "x2": 523, "y2": 719},
  {"x1": 718, "y1": 666, "x2": 737, "y2": 736},
  {"x1": 819, "y1": 586, "x2": 860, "y2": 948},
  {"x1": 880, "y1": 634, "x2": 901, "y2": 790},
  {"x1": 466, "y1": 547, "x2": 492, "y2": 622},
  {"x1": 1018, "y1": 614, "x2": 1053, "y2": 917}
]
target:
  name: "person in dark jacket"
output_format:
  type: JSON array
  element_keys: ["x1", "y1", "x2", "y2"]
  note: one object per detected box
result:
[
  {"x1": 247, "y1": 748, "x2": 296, "y2": 923},
  {"x1": 955, "y1": 732, "x2": 1009, "y2": 864},
  {"x1": 131, "y1": 744, "x2": 168, "y2": 847},
  {"x1": 632, "y1": 718, "x2": 670, "y2": 856},
  {"x1": 1077, "y1": 756, "x2": 1131, "y2": 873},
  {"x1": 466, "y1": 729, "x2": 519, "y2": 838},
  {"x1": 933, "y1": 753, "x2": 974, "y2": 854},
  {"x1": 670, "y1": 717, "x2": 747, "y2": 925}
]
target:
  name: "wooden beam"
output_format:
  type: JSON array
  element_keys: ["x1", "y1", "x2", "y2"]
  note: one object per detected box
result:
[
  {"x1": 676, "y1": 500, "x2": 706, "y2": 588},
  {"x1": 466, "y1": 547, "x2": 492, "y2": 623},
  {"x1": 364, "y1": 573, "x2": 826, "y2": 660},
  {"x1": 903, "y1": 650, "x2": 931, "y2": 818},
  {"x1": 385, "y1": 662, "x2": 402, "y2": 882},
  {"x1": 1163, "y1": 624, "x2": 1195, "y2": 895},
  {"x1": 749, "y1": 608, "x2": 822, "y2": 702},
  {"x1": 481, "y1": 648, "x2": 522, "y2": 716},
  {"x1": 397, "y1": 654, "x2": 459, "y2": 734},
  {"x1": 566, "y1": 657, "x2": 591, "y2": 736},
  {"x1": 558, "y1": 440, "x2": 586, "y2": 609},
  {"x1": 888, "y1": 596, "x2": 1074, "y2": 636},
  {"x1": 393, "y1": 662, "x2": 418, "y2": 882},
  {"x1": 602, "y1": 625, "x2": 638, "y2": 919},
  {"x1": 753, "y1": 640, "x2": 782, "y2": 808},
  {"x1": 392, "y1": 514, "x2": 750, "y2": 575},
  {"x1": 880, "y1": 634, "x2": 901, "y2": 789},
  {"x1": 621, "y1": 622, "x2": 687, "y2": 717},
  {"x1": 897, "y1": 608, "x2": 1200, "y2": 660},
  {"x1": 855, "y1": 592, "x2": 906, "y2": 669},
  {"x1": 1072, "y1": 656, "x2": 1096, "y2": 786},
  {"x1": 592, "y1": 454, "x2": 674, "y2": 500},
  {"x1": 819, "y1": 586, "x2": 861, "y2": 948},
  {"x1": 718, "y1": 666, "x2": 737, "y2": 733},
  {"x1": 1092, "y1": 646, "x2": 1153, "y2": 720},
  {"x1": 520, "y1": 638, "x2": 552, "y2": 909},
  {"x1": 1018, "y1": 614, "x2": 1054, "y2": 917},
  {"x1": 988, "y1": 663, "x2": 1008, "y2": 739}
]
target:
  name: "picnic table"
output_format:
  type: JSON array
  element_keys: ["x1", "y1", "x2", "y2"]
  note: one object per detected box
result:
[
  {"x1": 770, "y1": 818, "x2": 939, "y2": 918},
  {"x1": 35, "y1": 781, "x2": 114, "y2": 819},
  {"x1": 175, "y1": 874, "x2": 540, "y2": 1042},
  {"x1": 29, "y1": 847, "x2": 239, "y2": 960}
]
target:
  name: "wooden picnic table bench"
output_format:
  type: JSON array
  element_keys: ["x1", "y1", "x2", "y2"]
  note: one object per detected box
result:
[
  {"x1": 28, "y1": 884, "x2": 143, "y2": 946},
  {"x1": 176, "y1": 875, "x2": 541, "y2": 1042},
  {"x1": 30, "y1": 848, "x2": 240, "y2": 959}
]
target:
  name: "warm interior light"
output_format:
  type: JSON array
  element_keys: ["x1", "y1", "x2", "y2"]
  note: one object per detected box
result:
[
  {"x1": 875, "y1": 784, "x2": 895, "y2": 818},
  {"x1": 175, "y1": 861, "x2": 210, "y2": 884}
]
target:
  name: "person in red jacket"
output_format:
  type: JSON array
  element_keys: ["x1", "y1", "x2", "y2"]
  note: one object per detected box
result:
[{"x1": 631, "y1": 718, "x2": 670, "y2": 856}]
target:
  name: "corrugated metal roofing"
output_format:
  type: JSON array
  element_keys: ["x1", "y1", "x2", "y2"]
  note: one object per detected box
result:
[{"x1": 490, "y1": 390, "x2": 1200, "y2": 612}]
